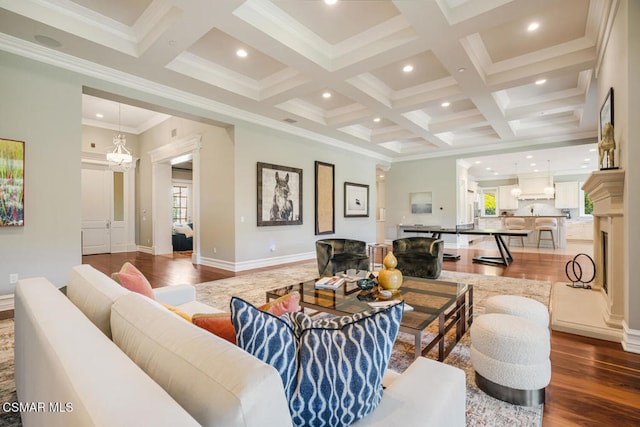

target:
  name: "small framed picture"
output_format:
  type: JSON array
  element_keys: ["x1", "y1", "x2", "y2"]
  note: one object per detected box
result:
[
  {"x1": 344, "y1": 182, "x2": 369, "y2": 217},
  {"x1": 410, "y1": 192, "x2": 433, "y2": 214},
  {"x1": 599, "y1": 87, "x2": 614, "y2": 140}
]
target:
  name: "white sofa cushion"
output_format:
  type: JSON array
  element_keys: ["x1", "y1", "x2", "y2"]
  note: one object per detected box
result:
[
  {"x1": 110, "y1": 292, "x2": 293, "y2": 427},
  {"x1": 15, "y1": 278, "x2": 199, "y2": 427},
  {"x1": 67, "y1": 264, "x2": 129, "y2": 338}
]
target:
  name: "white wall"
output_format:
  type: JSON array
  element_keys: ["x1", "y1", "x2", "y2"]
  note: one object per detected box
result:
[
  {"x1": 383, "y1": 157, "x2": 458, "y2": 242},
  {"x1": 0, "y1": 52, "x2": 82, "y2": 293}
]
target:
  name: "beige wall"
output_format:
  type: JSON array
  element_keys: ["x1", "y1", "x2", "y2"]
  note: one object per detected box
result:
[
  {"x1": 0, "y1": 53, "x2": 82, "y2": 292},
  {"x1": 598, "y1": 0, "x2": 640, "y2": 336}
]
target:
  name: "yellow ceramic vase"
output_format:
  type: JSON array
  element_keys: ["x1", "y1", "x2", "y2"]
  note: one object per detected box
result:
[{"x1": 377, "y1": 252, "x2": 403, "y2": 292}]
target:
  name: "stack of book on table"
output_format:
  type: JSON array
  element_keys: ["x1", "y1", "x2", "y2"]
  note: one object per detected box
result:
[{"x1": 315, "y1": 276, "x2": 346, "y2": 290}]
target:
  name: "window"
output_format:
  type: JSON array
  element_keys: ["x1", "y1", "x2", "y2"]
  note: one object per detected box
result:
[
  {"x1": 172, "y1": 185, "x2": 189, "y2": 224},
  {"x1": 579, "y1": 183, "x2": 593, "y2": 217},
  {"x1": 482, "y1": 188, "x2": 497, "y2": 216}
]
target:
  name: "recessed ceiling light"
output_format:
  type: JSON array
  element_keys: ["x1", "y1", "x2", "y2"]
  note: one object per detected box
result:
[
  {"x1": 581, "y1": 165, "x2": 587, "y2": 168},
  {"x1": 528, "y1": 22, "x2": 540, "y2": 32},
  {"x1": 533, "y1": 169, "x2": 539, "y2": 172},
  {"x1": 589, "y1": 148, "x2": 597, "y2": 152},
  {"x1": 475, "y1": 161, "x2": 481, "y2": 164},
  {"x1": 530, "y1": 163, "x2": 536, "y2": 166},
  {"x1": 95, "y1": 113, "x2": 104, "y2": 118},
  {"x1": 458, "y1": 67, "x2": 466, "y2": 73},
  {"x1": 236, "y1": 49, "x2": 248, "y2": 58},
  {"x1": 403, "y1": 64, "x2": 414, "y2": 73},
  {"x1": 584, "y1": 158, "x2": 591, "y2": 162},
  {"x1": 493, "y1": 172, "x2": 499, "y2": 175},
  {"x1": 324, "y1": 0, "x2": 338, "y2": 4},
  {"x1": 526, "y1": 155, "x2": 533, "y2": 159},
  {"x1": 441, "y1": 101, "x2": 451, "y2": 107},
  {"x1": 535, "y1": 79, "x2": 547, "y2": 85},
  {"x1": 322, "y1": 91, "x2": 332, "y2": 99},
  {"x1": 373, "y1": 117, "x2": 381, "y2": 122},
  {"x1": 485, "y1": 167, "x2": 491, "y2": 171}
]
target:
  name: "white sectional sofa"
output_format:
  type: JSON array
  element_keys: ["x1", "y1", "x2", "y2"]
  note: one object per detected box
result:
[{"x1": 14, "y1": 264, "x2": 466, "y2": 427}]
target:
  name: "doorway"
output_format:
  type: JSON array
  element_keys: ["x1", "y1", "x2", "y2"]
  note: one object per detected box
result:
[
  {"x1": 149, "y1": 135, "x2": 201, "y2": 264},
  {"x1": 81, "y1": 157, "x2": 135, "y2": 254}
]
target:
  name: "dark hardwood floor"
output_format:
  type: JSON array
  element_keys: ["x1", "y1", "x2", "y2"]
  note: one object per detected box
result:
[{"x1": 76, "y1": 248, "x2": 637, "y2": 426}]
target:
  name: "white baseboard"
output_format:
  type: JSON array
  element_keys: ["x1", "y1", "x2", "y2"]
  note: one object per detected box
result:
[
  {"x1": 622, "y1": 321, "x2": 640, "y2": 354},
  {"x1": 0, "y1": 294, "x2": 14, "y2": 312},
  {"x1": 137, "y1": 245, "x2": 153, "y2": 254},
  {"x1": 200, "y1": 251, "x2": 315, "y2": 272}
]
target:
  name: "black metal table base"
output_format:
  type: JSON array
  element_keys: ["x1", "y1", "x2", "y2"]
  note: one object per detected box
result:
[{"x1": 472, "y1": 235, "x2": 513, "y2": 266}]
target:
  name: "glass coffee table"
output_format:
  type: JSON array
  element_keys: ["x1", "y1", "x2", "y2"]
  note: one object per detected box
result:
[{"x1": 266, "y1": 277, "x2": 473, "y2": 361}]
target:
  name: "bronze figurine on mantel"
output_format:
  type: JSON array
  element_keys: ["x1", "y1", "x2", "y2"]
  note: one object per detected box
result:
[{"x1": 598, "y1": 122, "x2": 618, "y2": 170}]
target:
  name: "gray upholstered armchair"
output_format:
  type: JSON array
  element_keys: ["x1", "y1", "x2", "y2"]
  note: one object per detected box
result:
[
  {"x1": 315, "y1": 239, "x2": 370, "y2": 277},
  {"x1": 392, "y1": 237, "x2": 444, "y2": 279}
]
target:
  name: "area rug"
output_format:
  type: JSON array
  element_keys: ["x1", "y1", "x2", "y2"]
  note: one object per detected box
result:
[
  {"x1": 0, "y1": 264, "x2": 550, "y2": 426},
  {"x1": 193, "y1": 263, "x2": 550, "y2": 427}
]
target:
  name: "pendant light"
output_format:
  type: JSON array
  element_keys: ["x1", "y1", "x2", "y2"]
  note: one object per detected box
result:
[
  {"x1": 544, "y1": 160, "x2": 555, "y2": 197},
  {"x1": 511, "y1": 163, "x2": 522, "y2": 198},
  {"x1": 106, "y1": 103, "x2": 133, "y2": 172}
]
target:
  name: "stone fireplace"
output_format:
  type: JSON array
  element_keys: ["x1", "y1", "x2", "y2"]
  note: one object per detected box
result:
[{"x1": 551, "y1": 169, "x2": 625, "y2": 341}]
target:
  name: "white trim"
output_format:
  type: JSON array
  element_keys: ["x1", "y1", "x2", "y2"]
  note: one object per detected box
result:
[
  {"x1": 0, "y1": 294, "x2": 14, "y2": 312},
  {"x1": 622, "y1": 321, "x2": 640, "y2": 354},
  {"x1": 150, "y1": 135, "x2": 202, "y2": 258},
  {"x1": 137, "y1": 245, "x2": 154, "y2": 254},
  {"x1": 200, "y1": 252, "x2": 315, "y2": 273}
]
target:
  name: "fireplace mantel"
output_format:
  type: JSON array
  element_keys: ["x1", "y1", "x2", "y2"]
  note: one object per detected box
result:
[
  {"x1": 582, "y1": 169, "x2": 625, "y2": 215},
  {"x1": 551, "y1": 168, "x2": 625, "y2": 342}
]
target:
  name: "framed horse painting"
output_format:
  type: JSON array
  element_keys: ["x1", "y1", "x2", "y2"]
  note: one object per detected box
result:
[{"x1": 257, "y1": 162, "x2": 303, "y2": 226}]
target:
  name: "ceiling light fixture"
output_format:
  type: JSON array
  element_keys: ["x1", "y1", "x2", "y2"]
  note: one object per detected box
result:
[
  {"x1": 322, "y1": 91, "x2": 332, "y2": 99},
  {"x1": 458, "y1": 67, "x2": 466, "y2": 73},
  {"x1": 528, "y1": 22, "x2": 540, "y2": 32},
  {"x1": 324, "y1": 0, "x2": 338, "y2": 4},
  {"x1": 544, "y1": 160, "x2": 555, "y2": 197},
  {"x1": 511, "y1": 163, "x2": 522, "y2": 198},
  {"x1": 373, "y1": 117, "x2": 381, "y2": 122},
  {"x1": 106, "y1": 103, "x2": 133, "y2": 172},
  {"x1": 236, "y1": 49, "x2": 248, "y2": 57},
  {"x1": 535, "y1": 79, "x2": 546, "y2": 85},
  {"x1": 403, "y1": 64, "x2": 413, "y2": 73},
  {"x1": 95, "y1": 113, "x2": 103, "y2": 118},
  {"x1": 441, "y1": 101, "x2": 451, "y2": 107}
]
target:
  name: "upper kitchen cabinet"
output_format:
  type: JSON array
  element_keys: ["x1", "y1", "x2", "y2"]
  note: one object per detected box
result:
[
  {"x1": 555, "y1": 182, "x2": 580, "y2": 208},
  {"x1": 499, "y1": 185, "x2": 519, "y2": 210}
]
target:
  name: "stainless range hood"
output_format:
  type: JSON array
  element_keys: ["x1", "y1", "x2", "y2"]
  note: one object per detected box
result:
[{"x1": 517, "y1": 175, "x2": 555, "y2": 200}]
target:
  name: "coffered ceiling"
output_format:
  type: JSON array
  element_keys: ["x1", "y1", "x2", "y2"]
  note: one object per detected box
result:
[{"x1": 0, "y1": 0, "x2": 613, "y2": 174}]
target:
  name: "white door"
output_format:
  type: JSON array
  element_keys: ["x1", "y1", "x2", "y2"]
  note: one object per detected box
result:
[{"x1": 81, "y1": 167, "x2": 111, "y2": 255}]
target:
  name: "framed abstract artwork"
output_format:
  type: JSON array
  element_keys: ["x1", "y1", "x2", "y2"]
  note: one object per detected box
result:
[
  {"x1": 0, "y1": 138, "x2": 24, "y2": 227},
  {"x1": 410, "y1": 192, "x2": 433, "y2": 214},
  {"x1": 257, "y1": 162, "x2": 302, "y2": 226},
  {"x1": 315, "y1": 161, "x2": 334, "y2": 235},
  {"x1": 344, "y1": 182, "x2": 369, "y2": 217}
]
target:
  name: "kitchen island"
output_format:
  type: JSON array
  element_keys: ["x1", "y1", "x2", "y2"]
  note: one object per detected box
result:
[{"x1": 478, "y1": 215, "x2": 567, "y2": 249}]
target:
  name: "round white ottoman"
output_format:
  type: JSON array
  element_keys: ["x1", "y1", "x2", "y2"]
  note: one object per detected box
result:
[
  {"x1": 470, "y1": 313, "x2": 550, "y2": 406},
  {"x1": 484, "y1": 295, "x2": 549, "y2": 328}
]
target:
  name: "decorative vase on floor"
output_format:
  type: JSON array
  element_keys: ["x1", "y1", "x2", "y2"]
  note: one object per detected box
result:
[{"x1": 378, "y1": 252, "x2": 403, "y2": 293}]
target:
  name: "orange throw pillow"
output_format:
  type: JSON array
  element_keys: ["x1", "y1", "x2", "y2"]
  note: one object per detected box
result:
[
  {"x1": 111, "y1": 262, "x2": 155, "y2": 300},
  {"x1": 192, "y1": 313, "x2": 236, "y2": 343},
  {"x1": 192, "y1": 292, "x2": 300, "y2": 344}
]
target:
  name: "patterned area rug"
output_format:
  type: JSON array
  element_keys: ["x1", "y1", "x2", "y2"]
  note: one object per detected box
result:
[{"x1": 0, "y1": 264, "x2": 550, "y2": 426}]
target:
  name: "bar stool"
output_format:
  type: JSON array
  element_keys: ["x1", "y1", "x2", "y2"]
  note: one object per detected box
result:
[
  {"x1": 535, "y1": 217, "x2": 557, "y2": 249},
  {"x1": 504, "y1": 217, "x2": 526, "y2": 247}
]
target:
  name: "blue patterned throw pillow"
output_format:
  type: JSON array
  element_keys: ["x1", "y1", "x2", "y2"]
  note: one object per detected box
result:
[{"x1": 230, "y1": 297, "x2": 403, "y2": 427}]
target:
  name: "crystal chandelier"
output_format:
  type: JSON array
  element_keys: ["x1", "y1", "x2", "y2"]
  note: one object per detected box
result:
[
  {"x1": 106, "y1": 103, "x2": 132, "y2": 172},
  {"x1": 544, "y1": 160, "x2": 555, "y2": 197},
  {"x1": 511, "y1": 163, "x2": 522, "y2": 198}
]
